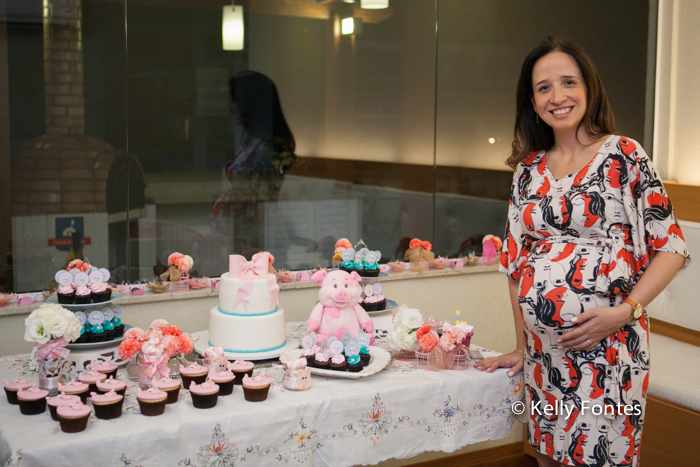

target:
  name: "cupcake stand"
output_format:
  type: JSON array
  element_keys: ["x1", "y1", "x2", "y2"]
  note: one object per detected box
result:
[{"x1": 35, "y1": 292, "x2": 129, "y2": 381}]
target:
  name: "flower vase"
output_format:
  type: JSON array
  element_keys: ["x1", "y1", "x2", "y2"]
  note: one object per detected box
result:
[
  {"x1": 167, "y1": 354, "x2": 188, "y2": 376},
  {"x1": 126, "y1": 355, "x2": 139, "y2": 382},
  {"x1": 38, "y1": 357, "x2": 64, "y2": 395},
  {"x1": 172, "y1": 273, "x2": 189, "y2": 292}
]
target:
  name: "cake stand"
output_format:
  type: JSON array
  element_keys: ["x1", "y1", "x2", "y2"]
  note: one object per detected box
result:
[
  {"x1": 190, "y1": 330, "x2": 299, "y2": 361},
  {"x1": 45, "y1": 291, "x2": 124, "y2": 310}
]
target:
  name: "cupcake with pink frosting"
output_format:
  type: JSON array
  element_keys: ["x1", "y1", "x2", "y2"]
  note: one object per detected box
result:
[
  {"x1": 57, "y1": 284, "x2": 75, "y2": 304},
  {"x1": 330, "y1": 353, "x2": 347, "y2": 371},
  {"x1": 153, "y1": 377, "x2": 181, "y2": 404},
  {"x1": 96, "y1": 376, "x2": 126, "y2": 396},
  {"x1": 91, "y1": 390, "x2": 123, "y2": 420},
  {"x1": 137, "y1": 386, "x2": 167, "y2": 416},
  {"x1": 189, "y1": 379, "x2": 220, "y2": 409},
  {"x1": 241, "y1": 375, "x2": 272, "y2": 402},
  {"x1": 314, "y1": 351, "x2": 331, "y2": 370},
  {"x1": 90, "y1": 359, "x2": 118, "y2": 379},
  {"x1": 90, "y1": 282, "x2": 111, "y2": 303},
  {"x1": 57, "y1": 401, "x2": 91, "y2": 432},
  {"x1": 363, "y1": 295, "x2": 379, "y2": 312},
  {"x1": 179, "y1": 363, "x2": 208, "y2": 388},
  {"x1": 208, "y1": 369, "x2": 235, "y2": 396},
  {"x1": 58, "y1": 380, "x2": 90, "y2": 404},
  {"x1": 47, "y1": 392, "x2": 80, "y2": 421},
  {"x1": 74, "y1": 285, "x2": 92, "y2": 304},
  {"x1": 17, "y1": 384, "x2": 48, "y2": 415},
  {"x1": 227, "y1": 359, "x2": 254, "y2": 385},
  {"x1": 78, "y1": 370, "x2": 107, "y2": 395},
  {"x1": 4, "y1": 377, "x2": 34, "y2": 404},
  {"x1": 376, "y1": 294, "x2": 386, "y2": 311},
  {"x1": 301, "y1": 345, "x2": 320, "y2": 368}
]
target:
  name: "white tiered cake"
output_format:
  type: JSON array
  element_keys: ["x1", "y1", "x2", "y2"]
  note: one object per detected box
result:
[{"x1": 208, "y1": 252, "x2": 287, "y2": 353}]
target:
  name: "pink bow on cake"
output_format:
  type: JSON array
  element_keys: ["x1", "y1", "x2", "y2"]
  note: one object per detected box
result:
[{"x1": 229, "y1": 253, "x2": 269, "y2": 278}]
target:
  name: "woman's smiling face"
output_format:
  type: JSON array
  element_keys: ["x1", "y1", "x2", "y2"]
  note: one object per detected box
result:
[{"x1": 531, "y1": 51, "x2": 587, "y2": 135}]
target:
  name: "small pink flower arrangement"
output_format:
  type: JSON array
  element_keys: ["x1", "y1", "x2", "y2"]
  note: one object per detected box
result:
[
  {"x1": 118, "y1": 319, "x2": 193, "y2": 360},
  {"x1": 160, "y1": 252, "x2": 194, "y2": 282}
]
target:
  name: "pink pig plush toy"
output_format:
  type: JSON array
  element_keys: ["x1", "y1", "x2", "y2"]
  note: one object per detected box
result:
[{"x1": 307, "y1": 269, "x2": 374, "y2": 345}]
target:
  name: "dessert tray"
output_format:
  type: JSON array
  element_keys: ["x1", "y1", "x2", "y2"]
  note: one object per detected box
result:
[
  {"x1": 46, "y1": 291, "x2": 124, "y2": 311},
  {"x1": 190, "y1": 330, "x2": 299, "y2": 361},
  {"x1": 280, "y1": 346, "x2": 390, "y2": 380},
  {"x1": 65, "y1": 324, "x2": 133, "y2": 350},
  {"x1": 365, "y1": 299, "x2": 398, "y2": 315}
]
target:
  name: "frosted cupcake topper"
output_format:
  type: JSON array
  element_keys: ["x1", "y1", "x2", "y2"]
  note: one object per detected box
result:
[{"x1": 301, "y1": 332, "x2": 317, "y2": 350}]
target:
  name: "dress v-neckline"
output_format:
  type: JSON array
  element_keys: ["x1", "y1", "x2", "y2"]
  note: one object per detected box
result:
[{"x1": 542, "y1": 134, "x2": 614, "y2": 183}]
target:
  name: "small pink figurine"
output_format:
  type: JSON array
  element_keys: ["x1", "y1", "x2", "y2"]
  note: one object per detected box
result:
[{"x1": 282, "y1": 358, "x2": 312, "y2": 390}]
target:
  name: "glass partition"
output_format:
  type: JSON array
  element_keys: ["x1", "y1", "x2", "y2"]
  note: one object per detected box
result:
[{"x1": 0, "y1": 0, "x2": 653, "y2": 292}]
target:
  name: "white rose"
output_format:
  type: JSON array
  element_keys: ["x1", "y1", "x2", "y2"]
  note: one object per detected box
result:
[
  {"x1": 24, "y1": 318, "x2": 50, "y2": 344},
  {"x1": 388, "y1": 330, "x2": 418, "y2": 351},
  {"x1": 59, "y1": 310, "x2": 82, "y2": 342},
  {"x1": 403, "y1": 309, "x2": 424, "y2": 330},
  {"x1": 44, "y1": 312, "x2": 68, "y2": 340},
  {"x1": 392, "y1": 305, "x2": 411, "y2": 330}
]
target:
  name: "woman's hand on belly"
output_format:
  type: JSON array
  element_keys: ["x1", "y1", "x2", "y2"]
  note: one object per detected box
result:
[
  {"x1": 474, "y1": 350, "x2": 524, "y2": 378},
  {"x1": 557, "y1": 305, "x2": 630, "y2": 350}
]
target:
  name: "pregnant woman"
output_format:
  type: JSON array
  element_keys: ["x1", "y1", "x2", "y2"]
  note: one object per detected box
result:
[{"x1": 475, "y1": 38, "x2": 690, "y2": 467}]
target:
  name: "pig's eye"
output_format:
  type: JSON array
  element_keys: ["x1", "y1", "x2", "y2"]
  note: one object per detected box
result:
[
  {"x1": 344, "y1": 284, "x2": 348, "y2": 288},
  {"x1": 334, "y1": 284, "x2": 337, "y2": 288}
]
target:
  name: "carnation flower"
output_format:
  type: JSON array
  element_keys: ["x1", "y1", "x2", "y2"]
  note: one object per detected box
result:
[
  {"x1": 162, "y1": 325, "x2": 182, "y2": 337},
  {"x1": 149, "y1": 319, "x2": 170, "y2": 332},
  {"x1": 124, "y1": 327, "x2": 147, "y2": 341},
  {"x1": 167, "y1": 253, "x2": 183, "y2": 267},
  {"x1": 419, "y1": 332, "x2": 438, "y2": 352},
  {"x1": 160, "y1": 335, "x2": 180, "y2": 357},
  {"x1": 118, "y1": 338, "x2": 142, "y2": 360},
  {"x1": 439, "y1": 331, "x2": 457, "y2": 352},
  {"x1": 178, "y1": 334, "x2": 194, "y2": 355}
]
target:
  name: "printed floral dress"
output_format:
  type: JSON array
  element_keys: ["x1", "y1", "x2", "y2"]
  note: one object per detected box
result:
[{"x1": 500, "y1": 135, "x2": 690, "y2": 466}]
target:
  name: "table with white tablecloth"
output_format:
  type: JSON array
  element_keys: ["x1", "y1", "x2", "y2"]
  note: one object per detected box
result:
[{"x1": 0, "y1": 323, "x2": 522, "y2": 467}]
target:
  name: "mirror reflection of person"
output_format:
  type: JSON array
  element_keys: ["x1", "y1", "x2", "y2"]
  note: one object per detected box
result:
[
  {"x1": 475, "y1": 38, "x2": 689, "y2": 467},
  {"x1": 211, "y1": 71, "x2": 296, "y2": 261}
]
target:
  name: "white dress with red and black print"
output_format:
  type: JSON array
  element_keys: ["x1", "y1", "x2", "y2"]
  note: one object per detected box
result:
[{"x1": 500, "y1": 135, "x2": 689, "y2": 466}]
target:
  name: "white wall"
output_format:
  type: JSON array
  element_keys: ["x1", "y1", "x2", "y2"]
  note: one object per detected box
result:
[{"x1": 654, "y1": 0, "x2": 700, "y2": 183}]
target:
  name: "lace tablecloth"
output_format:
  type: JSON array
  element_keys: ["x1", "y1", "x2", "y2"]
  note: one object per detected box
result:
[{"x1": 0, "y1": 323, "x2": 522, "y2": 467}]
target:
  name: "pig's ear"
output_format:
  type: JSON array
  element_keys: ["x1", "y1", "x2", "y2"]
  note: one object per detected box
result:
[
  {"x1": 311, "y1": 269, "x2": 327, "y2": 286},
  {"x1": 350, "y1": 271, "x2": 362, "y2": 284}
]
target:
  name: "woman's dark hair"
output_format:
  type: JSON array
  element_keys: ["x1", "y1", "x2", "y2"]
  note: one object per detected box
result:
[
  {"x1": 229, "y1": 71, "x2": 295, "y2": 154},
  {"x1": 507, "y1": 37, "x2": 616, "y2": 169}
]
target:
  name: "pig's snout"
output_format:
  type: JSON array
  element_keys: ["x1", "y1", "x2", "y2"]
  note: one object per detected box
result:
[{"x1": 334, "y1": 289, "x2": 349, "y2": 302}]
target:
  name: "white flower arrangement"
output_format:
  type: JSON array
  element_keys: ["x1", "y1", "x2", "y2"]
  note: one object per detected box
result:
[
  {"x1": 388, "y1": 305, "x2": 424, "y2": 352},
  {"x1": 24, "y1": 303, "x2": 81, "y2": 345}
]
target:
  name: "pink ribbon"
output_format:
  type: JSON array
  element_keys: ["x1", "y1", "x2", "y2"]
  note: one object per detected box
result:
[
  {"x1": 204, "y1": 347, "x2": 224, "y2": 359},
  {"x1": 35, "y1": 338, "x2": 70, "y2": 360},
  {"x1": 144, "y1": 353, "x2": 170, "y2": 379},
  {"x1": 229, "y1": 254, "x2": 269, "y2": 279}
]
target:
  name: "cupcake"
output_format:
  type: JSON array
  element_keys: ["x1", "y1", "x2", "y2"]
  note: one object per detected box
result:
[
  {"x1": 112, "y1": 314, "x2": 125, "y2": 338},
  {"x1": 208, "y1": 370, "x2": 235, "y2": 396},
  {"x1": 179, "y1": 363, "x2": 208, "y2": 388},
  {"x1": 90, "y1": 359, "x2": 118, "y2": 380},
  {"x1": 363, "y1": 296, "x2": 378, "y2": 312},
  {"x1": 227, "y1": 359, "x2": 254, "y2": 385},
  {"x1": 103, "y1": 320, "x2": 115, "y2": 341},
  {"x1": 47, "y1": 392, "x2": 80, "y2": 421},
  {"x1": 90, "y1": 282, "x2": 112, "y2": 303},
  {"x1": 301, "y1": 345, "x2": 319, "y2": 368},
  {"x1": 96, "y1": 376, "x2": 126, "y2": 396},
  {"x1": 376, "y1": 294, "x2": 386, "y2": 311},
  {"x1": 58, "y1": 380, "x2": 90, "y2": 404},
  {"x1": 74, "y1": 285, "x2": 92, "y2": 304},
  {"x1": 137, "y1": 386, "x2": 167, "y2": 416},
  {"x1": 330, "y1": 353, "x2": 347, "y2": 371},
  {"x1": 360, "y1": 346, "x2": 371, "y2": 366},
  {"x1": 354, "y1": 261, "x2": 365, "y2": 277},
  {"x1": 17, "y1": 385, "x2": 49, "y2": 415},
  {"x1": 314, "y1": 352, "x2": 331, "y2": 370},
  {"x1": 340, "y1": 260, "x2": 355, "y2": 275},
  {"x1": 4, "y1": 377, "x2": 34, "y2": 405},
  {"x1": 88, "y1": 324, "x2": 107, "y2": 343},
  {"x1": 90, "y1": 390, "x2": 123, "y2": 420},
  {"x1": 364, "y1": 262, "x2": 380, "y2": 277},
  {"x1": 57, "y1": 401, "x2": 91, "y2": 433},
  {"x1": 347, "y1": 354, "x2": 364, "y2": 372},
  {"x1": 153, "y1": 377, "x2": 181, "y2": 404},
  {"x1": 189, "y1": 380, "x2": 220, "y2": 409},
  {"x1": 241, "y1": 375, "x2": 271, "y2": 402},
  {"x1": 57, "y1": 284, "x2": 75, "y2": 304},
  {"x1": 78, "y1": 370, "x2": 107, "y2": 395},
  {"x1": 74, "y1": 327, "x2": 88, "y2": 343}
]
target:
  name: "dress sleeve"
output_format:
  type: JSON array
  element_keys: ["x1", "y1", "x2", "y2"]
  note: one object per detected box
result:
[
  {"x1": 500, "y1": 166, "x2": 527, "y2": 281},
  {"x1": 629, "y1": 144, "x2": 691, "y2": 268}
]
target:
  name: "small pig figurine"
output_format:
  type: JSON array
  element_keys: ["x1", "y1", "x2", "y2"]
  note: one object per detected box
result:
[
  {"x1": 283, "y1": 358, "x2": 312, "y2": 390},
  {"x1": 307, "y1": 269, "x2": 374, "y2": 345},
  {"x1": 203, "y1": 347, "x2": 228, "y2": 373}
]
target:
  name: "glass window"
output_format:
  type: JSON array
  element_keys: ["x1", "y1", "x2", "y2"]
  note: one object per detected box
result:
[{"x1": 0, "y1": 0, "x2": 653, "y2": 293}]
